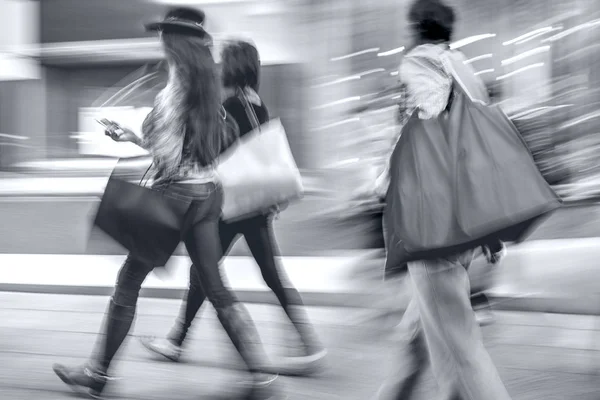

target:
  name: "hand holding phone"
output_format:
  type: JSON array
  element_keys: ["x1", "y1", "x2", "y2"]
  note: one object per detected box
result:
[
  {"x1": 96, "y1": 119, "x2": 136, "y2": 143},
  {"x1": 95, "y1": 118, "x2": 111, "y2": 128}
]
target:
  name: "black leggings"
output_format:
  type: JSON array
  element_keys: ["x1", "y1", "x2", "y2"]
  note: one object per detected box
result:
[{"x1": 172, "y1": 214, "x2": 305, "y2": 346}]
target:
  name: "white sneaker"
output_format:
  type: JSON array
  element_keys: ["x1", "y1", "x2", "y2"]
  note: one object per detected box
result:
[{"x1": 139, "y1": 336, "x2": 182, "y2": 362}]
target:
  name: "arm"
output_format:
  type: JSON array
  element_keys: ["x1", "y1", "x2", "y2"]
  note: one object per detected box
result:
[
  {"x1": 372, "y1": 51, "x2": 452, "y2": 199},
  {"x1": 129, "y1": 134, "x2": 147, "y2": 149},
  {"x1": 105, "y1": 109, "x2": 154, "y2": 150},
  {"x1": 400, "y1": 51, "x2": 453, "y2": 120},
  {"x1": 105, "y1": 124, "x2": 149, "y2": 150}
]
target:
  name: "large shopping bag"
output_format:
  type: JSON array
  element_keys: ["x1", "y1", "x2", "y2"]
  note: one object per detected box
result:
[
  {"x1": 217, "y1": 92, "x2": 303, "y2": 221},
  {"x1": 386, "y1": 52, "x2": 561, "y2": 260},
  {"x1": 93, "y1": 158, "x2": 188, "y2": 266}
]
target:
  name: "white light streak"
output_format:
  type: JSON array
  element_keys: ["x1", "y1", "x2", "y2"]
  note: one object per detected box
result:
[
  {"x1": 330, "y1": 48, "x2": 380, "y2": 62},
  {"x1": 501, "y1": 46, "x2": 550, "y2": 66},
  {"x1": 377, "y1": 46, "x2": 405, "y2": 57},
  {"x1": 496, "y1": 63, "x2": 544, "y2": 81},
  {"x1": 313, "y1": 118, "x2": 360, "y2": 131},
  {"x1": 0, "y1": 133, "x2": 29, "y2": 140},
  {"x1": 475, "y1": 69, "x2": 495, "y2": 76},
  {"x1": 515, "y1": 27, "x2": 563, "y2": 45},
  {"x1": 313, "y1": 96, "x2": 361, "y2": 110},
  {"x1": 450, "y1": 34, "x2": 496, "y2": 50},
  {"x1": 312, "y1": 68, "x2": 386, "y2": 88},
  {"x1": 509, "y1": 104, "x2": 573, "y2": 120},
  {"x1": 542, "y1": 18, "x2": 600, "y2": 42},
  {"x1": 312, "y1": 76, "x2": 360, "y2": 88},
  {"x1": 357, "y1": 68, "x2": 386, "y2": 77},
  {"x1": 559, "y1": 109, "x2": 600, "y2": 130},
  {"x1": 503, "y1": 27, "x2": 556, "y2": 46},
  {"x1": 464, "y1": 54, "x2": 493, "y2": 64}
]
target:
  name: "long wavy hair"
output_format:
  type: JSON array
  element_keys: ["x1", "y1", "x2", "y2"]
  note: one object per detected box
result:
[{"x1": 143, "y1": 32, "x2": 237, "y2": 179}]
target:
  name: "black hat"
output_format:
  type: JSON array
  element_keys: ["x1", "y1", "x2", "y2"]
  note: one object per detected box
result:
[{"x1": 145, "y1": 7, "x2": 212, "y2": 44}]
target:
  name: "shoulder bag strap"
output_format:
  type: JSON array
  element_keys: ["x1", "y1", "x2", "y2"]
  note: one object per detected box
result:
[
  {"x1": 236, "y1": 88, "x2": 262, "y2": 131},
  {"x1": 441, "y1": 51, "x2": 488, "y2": 106},
  {"x1": 140, "y1": 162, "x2": 154, "y2": 186}
]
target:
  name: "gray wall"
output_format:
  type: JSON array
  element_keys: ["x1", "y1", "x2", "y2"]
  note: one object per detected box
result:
[{"x1": 0, "y1": 79, "x2": 46, "y2": 167}]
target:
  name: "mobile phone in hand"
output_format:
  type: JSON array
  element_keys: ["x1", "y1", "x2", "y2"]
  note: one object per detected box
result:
[
  {"x1": 96, "y1": 119, "x2": 123, "y2": 137},
  {"x1": 95, "y1": 118, "x2": 112, "y2": 128}
]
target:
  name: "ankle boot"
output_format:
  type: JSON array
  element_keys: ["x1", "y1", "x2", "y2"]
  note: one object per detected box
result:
[{"x1": 53, "y1": 362, "x2": 111, "y2": 399}]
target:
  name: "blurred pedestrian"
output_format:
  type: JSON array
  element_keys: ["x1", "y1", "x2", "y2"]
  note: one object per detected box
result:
[
  {"x1": 52, "y1": 8, "x2": 281, "y2": 400},
  {"x1": 377, "y1": 1, "x2": 513, "y2": 399},
  {"x1": 140, "y1": 39, "x2": 326, "y2": 376}
]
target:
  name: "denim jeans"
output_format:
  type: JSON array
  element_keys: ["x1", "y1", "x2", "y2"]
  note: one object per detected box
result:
[
  {"x1": 383, "y1": 250, "x2": 512, "y2": 400},
  {"x1": 95, "y1": 181, "x2": 242, "y2": 372},
  {"x1": 112, "y1": 181, "x2": 233, "y2": 306}
]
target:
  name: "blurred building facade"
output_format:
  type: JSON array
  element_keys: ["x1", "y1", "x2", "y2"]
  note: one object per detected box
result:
[
  {"x1": 0, "y1": 0, "x2": 309, "y2": 169},
  {"x1": 0, "y1": 0, "x2": 599, "y2": 188},
  {"x1": 303, "y1": 0, "x2": 600, "y2": 189}
]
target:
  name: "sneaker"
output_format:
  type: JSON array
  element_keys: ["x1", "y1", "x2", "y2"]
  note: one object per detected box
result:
[
  {"x1": 240, "y1": 374, "x2": 286, "y2": 400},
  {"x1": 52, "y1": 363, "x2": 110, "y2": 399},
  {"x1": 139, "y1": 336, "x2": 182, "y2": 362},
  {"x1": 276, "y1": 348, "x2": 328, "y2": 377}
]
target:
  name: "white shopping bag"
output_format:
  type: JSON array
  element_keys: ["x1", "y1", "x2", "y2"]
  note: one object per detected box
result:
[{"x1": 217, "y1": 117, "x2": 303, "y2": 221}]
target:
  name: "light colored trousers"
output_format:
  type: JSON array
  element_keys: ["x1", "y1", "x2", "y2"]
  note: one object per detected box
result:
[{"x1": 381, "y1": 250, "x2": 512, "y2": 400}]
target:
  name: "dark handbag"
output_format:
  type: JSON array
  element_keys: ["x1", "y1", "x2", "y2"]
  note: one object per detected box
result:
[
  {"x1": 93, "y1": 158, "x2": 189, "y2": 267},
  {"x1": 385, "y1": 55, "x2": 561, "y2": 261}
]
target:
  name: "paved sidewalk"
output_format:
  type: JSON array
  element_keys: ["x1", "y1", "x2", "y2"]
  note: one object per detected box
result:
[{"x1": 0, "y1": 292, "x2": 599, "y2": 399}]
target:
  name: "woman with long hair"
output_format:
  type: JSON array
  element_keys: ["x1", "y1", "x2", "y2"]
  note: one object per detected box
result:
[
  {"x1": 52, "y1": 8, "x2": 280, "y2": 400},
  {"x1": 140, "y1": 39, "x2": 326, "y2": 374},
  {"x1": 377, "y1": 1, "x2": 512, "y2": 399}
]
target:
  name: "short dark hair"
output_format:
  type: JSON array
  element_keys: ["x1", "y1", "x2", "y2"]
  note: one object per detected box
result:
[
  {"x1": 221, "y1": 40, "x2": 260, "y2": 91},
  {"x1": 408, "y1": 0, "x2": 456, "y2": 43}
]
